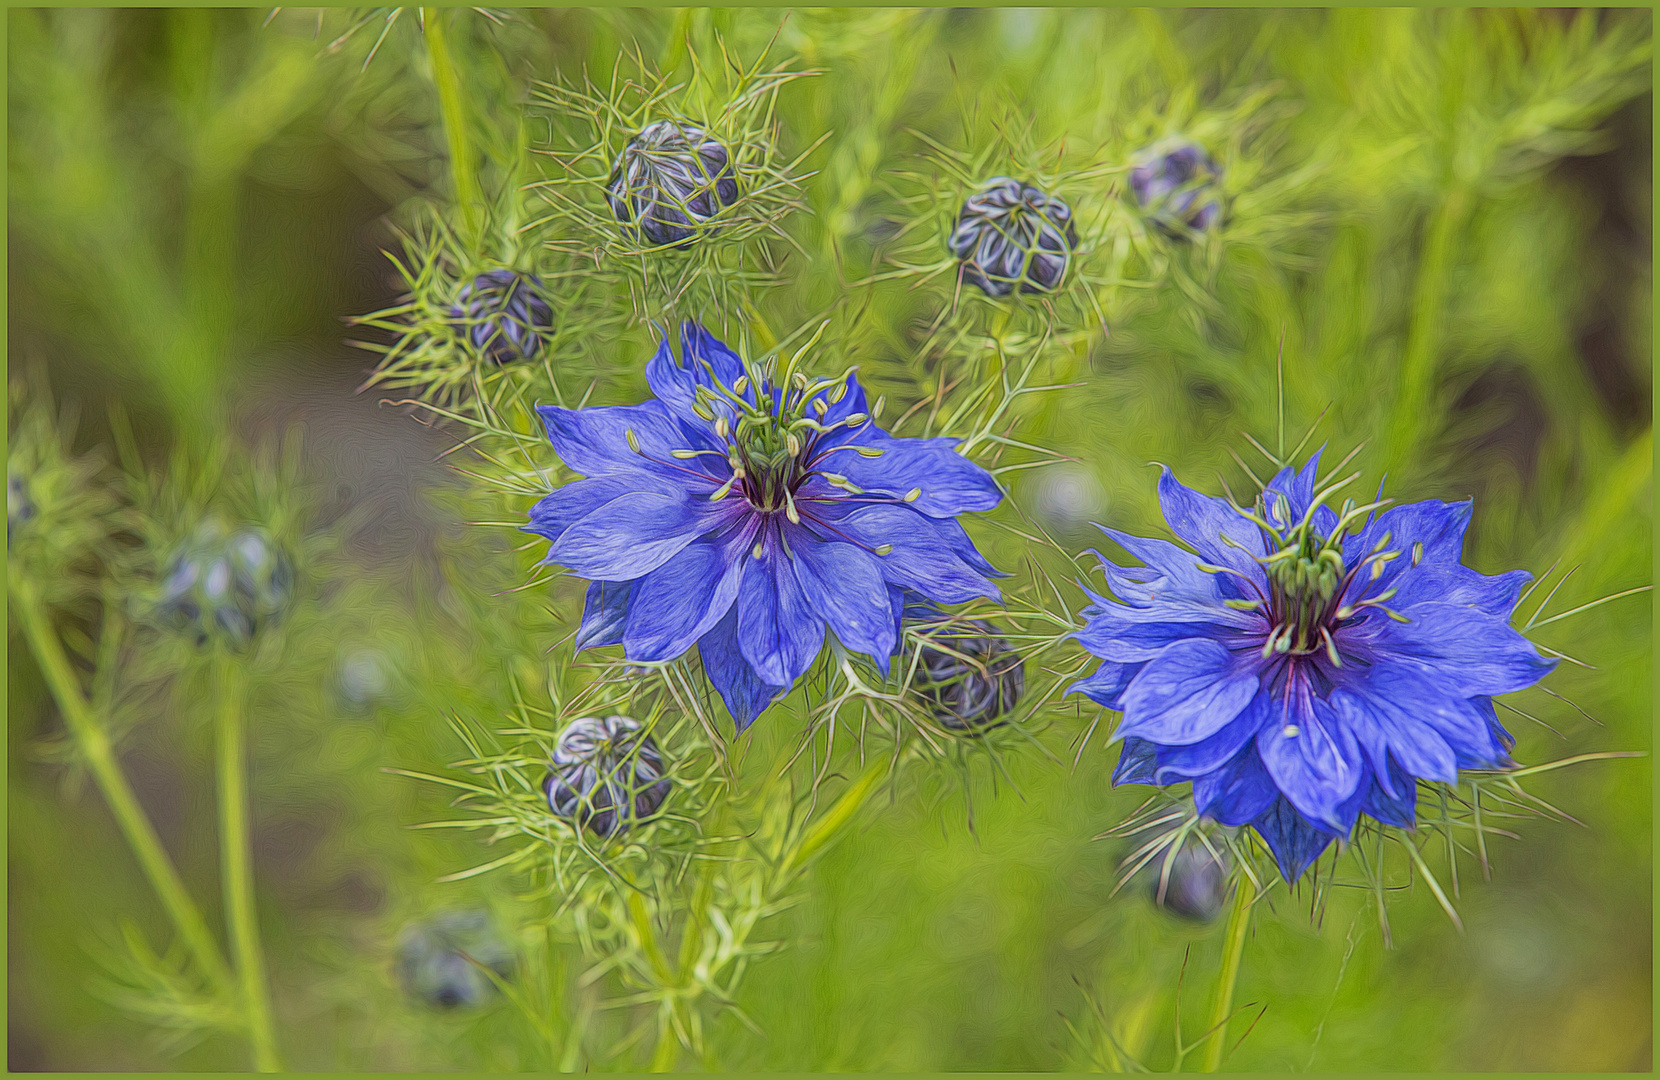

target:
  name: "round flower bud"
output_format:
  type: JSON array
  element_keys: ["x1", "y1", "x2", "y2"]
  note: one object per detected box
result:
[
  {"x1": 394, "y1": 909, "x2": 514, "y2": 1010},
  {"x1": 7, "y1": 469, "x2": 35, "y2": 541},
  {"x1": 1150, "y1": 841, "x2": 1228, "y2": 922},
  {"x1": 947, "y1": 177, "x2": 1078, "y2": 298},
  {"x1": 157, "y1": 523, "x2": 293, "y2": 649},
  {"x1": 1129, "y1": 138, "x2": 1225, "y2": 235},
  {"x1": 448, "y1": 270, "x2": 553, "y2": 365},
  {"x1": 606, "y1": 121, "x2": 740, "y2": 249},
  {"x1": 915, "y1": 620, "x2": 1026, "y2": 733},
  {"x1": 543, "y1": 715, "x2": 671, "y2": 837}
]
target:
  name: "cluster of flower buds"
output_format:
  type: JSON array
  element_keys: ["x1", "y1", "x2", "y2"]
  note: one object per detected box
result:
[
  {"x1": 914, "y1": 620, "x2": 1026, "y2": 733},
  {"x1": 394, "y1": 909, "x2": 515, "y2": 1010},
  {"x1": 1149, "y1": 839, "x2": 1229, "y2": 922},
  {"x1": 1129, "y1": 137, "x2": 1225, "y2": 236},
  {"x1": 543, "y1": 715, "x2": 672, "y2": 837},
  {"x1": 448, "y1": 270, "x2": 554, "y2": 365},
  {"x1": 948, "y1": 177, "x2": 1078, "y2": 298},
  {"x1": 156, "y1": 522, "x2": 293, "y2": 649},
  {"x1": 606, "y1": 121, "x2": 740, "y2": 248}
]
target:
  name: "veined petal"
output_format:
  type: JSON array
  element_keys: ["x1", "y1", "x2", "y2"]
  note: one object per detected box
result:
[
  {"x1": 1151, "y1": 690, "x2": 1274, "y2": 784},
  {"x1": 1156, "y1": 467, "x2": 1268, "y2": 581},
  {"x1": 527, "y1": 474, "x2": 679, "y2": 544},
  {"x1": 792, "y1": 537, "x2": 897, "y2": 673},
  {"x1": 1249, "y1": 798, "x2": 1337, "y2": 883},
  {"x1": 574, "y1": 580, "x2": 635, "y2": 652},
  {"x1": 1112, "y1": 738, "x2": 1158, "y2": 785},
  {"x1": 831, "y1": 432, "x2": 1003, "y2": 517},
  {"x1": 1256, "y1": 694, "x2": 1364, "y2": 832},
  {"x1": 1115, "y1": 639, "x2": 1259, "y2": 746},
  {"x1": 824, "y1": 503, "x2": 1001, "y2": 605},
  {"x1": 1067, "y1": 658, "x2": 1142, "y2": 709},
  {"x1": 1191, "y1": 746, "x2": 1279, "y2": 826},
  {"x1": 622, "y1": 528, "x2": 752, "y2": 663},
  {"x1": 698, "y1": 606, "x2": 784, "y2": 733},
  {"x1": 1343, "y1": 601, "x2": 1556, "y2": 697},
  {"x1": 545, "y1": 490, "x2": 723, "y2": 580},
  {"x1": 537, "y1": 401, "x2": 717, "y2": 480},
  {"x1": 736, "y1": 539, "x2": 825, "y2": 687}
]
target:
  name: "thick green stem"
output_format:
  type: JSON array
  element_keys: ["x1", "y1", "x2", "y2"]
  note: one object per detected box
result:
[
  {"x1": 9, "y1": 581, "x2": 234, "y2": 994},
  {"x1": 1381, "y1": 184, "x2": 1472, "y2": 477},
  {"x1": 1201, "y1": 883, "x2": 1254, "y2": 1073},
  {"x1": 422, "y1": 8, "x2": 481, "y2": 236},
  {"x1": 214, "y1": 657, "x2": 282, "y2": 1072}
]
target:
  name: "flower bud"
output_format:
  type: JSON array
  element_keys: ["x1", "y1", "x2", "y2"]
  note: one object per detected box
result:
[
  {"x1": 1128, "y1": 137, "x2": 1225, "y2": 236},
  {"x1": 1150, "y1": 840, "x2": 1228, "y2": 922},
  {"x1": 448, "y1": 269, "x2": 554, "y2": 365},
  {"x1": 395, "y1": 909, "x2": 514, "y2": 1010},
  {"x1": 915, "y1": 620, "x2": 1026, "y2": 733},
  {"x1": 156, "y1": 522, "x2": 293, "y2": 649},
  {"x1": 947, "y1": 177, "x2": 1078, "y2": 298},
  {"x1": 7, "y1": 469, "x2": 35, "y2": 543},
  {"x1": 606, "y1": 121, "x2": 740, "y2": 249},
  {"x1": 543, "y1": 714, "x2": 671, "y2": 837}
]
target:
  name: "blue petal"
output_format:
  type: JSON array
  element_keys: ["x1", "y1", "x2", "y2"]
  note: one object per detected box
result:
[
  {"x1": 791, "y1": 537, "x2": 897, "y2": 674},
  {"x1": 824, "y1": 503, "x2": 1001, "y2": 604},
  {"x1": 1151, "y1": 689, "x2": 1274, "y2": 784},
  {"x1": 1155, "y1": 466, "x2": 1268, "y2": 582},
  {"x1": 545, "y1": 490, "x2": 725, "y2": 580},
  {"x1": 1067, "y1": 658, "x2": 1142, "y2": 709},
  {"x1": 1191, "y1": 746, "x2": 1279, "y2": 825},
  {"x1": 1261, "y1": 451, "x2": 1323, "y2": 528},
  {"x1": 574, "y1": 580, "x2": 635, "y2": 651},
  {"x1": 1115, "y1": 639, "x2": 1260, "y2": 746},
  {"x1": 735, "y1": 539, "x2": 825, "y2": 687},
  {"x1": 698, "y1": 606, "x2": 784, "y2": 734},
  {"x1": 1249, "y1": 798, "x2": 1337, "y2": 883},
  {"x1": 1356, "y1": 761, "x2": 1418, "y2": 829},
  {"x1": 1256, "y1": 694, "x2": 1365, "y2": 831},
  {"x1": 526, "y1": 474, "x2": 676, "y2": 544},
  {"x1": 1075, "y1": 600, "x2": 1257, "y2": 663},
  {"x1": 537, "y1": 402, "x2": 716, "y2": 480},
  {"x1": 1112, "y1": 738, "x2": 1158, "y2": 784},
  {"x1": 680, "y1": 321, "x2": 750, "y2": 389},
  {"x1": 831, "y1": 432, "x2": 1003, "y2": 518},
  {"x1": 1327, "y1": 664, "x2": 1485, "y2": 791},
  {"x1": 1344, "y1": 601, "x2": 1556, "y2": 697},
  {"x1": 621, "y1": 529, "x2": 752, "y2": 662}
]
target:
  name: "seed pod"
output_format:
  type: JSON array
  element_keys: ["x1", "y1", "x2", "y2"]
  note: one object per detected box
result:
[
  {"x1": 1150, "y1": 840, "x2": 1228, "y2": 922},
  {"x1": 1128, "y1": 138, "x2": 1225, "y2": 235},
  {"x1": 947, "y1": 177, "x2": 1078, "y2": 298},
  {"x1": 543, "y1": 715, "x2": 671, "y2": 837},
  {"x1": 394, "y1": 909, "x2": 514, "y2": 1010},
  {"x1": 157, "y1": 522, "x2": 293, "y2": 649},
  {"x1": 449, "y1": 270, "x2": 554, "y2": 365},
  {"x1": 915, "y1": 620, "x2": 1026, "y2": 733},
  {"x1": 606, "y1": 121, "x2": 740, "y2": 249}
]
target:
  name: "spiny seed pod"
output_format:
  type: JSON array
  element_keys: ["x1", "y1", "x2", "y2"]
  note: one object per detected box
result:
[
  {"x1": 157, "y1": 522, "x2": 293, "y2": 649},
  {"x1": 1129, "y1": 137, "x2": 1225, "y2": 235},
  {"x1": 1151, "y1": 841, "x2": 1228, "y2": 922},
  {"x1": 394, "y1": 909, "x2": 514, "y2": 1010},
  {"x1": 7, "y1": 470, "x2": 34, "y2": 541},
  {"x1": 606, "y1": 120, "x2": 740, "y2": 249},
  {"x1": 543, "y1": 715, "x2": 671, "y2": 837},
  {"x1": 448, "y1": 270, "x2": 553, "y2": 365},
  {"x1": 915, "y1": 620, "x2": 1026, "y2": 733},
  {"x1": 947, "y1": 177, "x2": 1078, "y2": 298}
]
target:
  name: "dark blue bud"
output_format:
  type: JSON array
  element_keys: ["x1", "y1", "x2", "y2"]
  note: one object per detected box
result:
[
  {"x1": 395, "y1": 909, "x2": 514, "y2": 1010},
  {"x1": 1129, "y1": 138, "x2": 1225, "y2": 236},
  {"x1": 606, "y1": 121, "x2": 740, "y2": 249},
  {"x1": 7, "y1": 470, "x2": 34, "y2": 544},
  {"x1": 157, "y1": 523, "x2": 293, "y2": 649},
  {"x1": 448, "y1": 270, "x2": 553, "y2": 365},
  {"x1": 915, "y1": 620, "x2": 1026, "y2": 733},
  {"x1": 948, "y1": 177, "x2": 1078, "y2": 298},
  {"x1": 544, "y1": 715, "x2": 671, "y2": 837},
  {"x1": 1149, "y1": 840, "x2": 1228, "y2": 922}
]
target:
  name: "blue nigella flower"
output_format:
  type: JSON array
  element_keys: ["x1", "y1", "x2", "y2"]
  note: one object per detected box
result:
[
  {"x1": 527, "y1": 322, "x2": 1005, "y2": 731},
  {"x1": 1071, "y1": 454, "x2": 1555, "y2": 882}
]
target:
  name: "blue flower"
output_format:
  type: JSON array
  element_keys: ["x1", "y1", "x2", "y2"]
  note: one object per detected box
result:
[
  {"x1": 1072, "y1": 454, "x2": 1554, "y2": 882},
  {"x1": 527, "y1": 323, "x2": 1004, "y2": 732}
]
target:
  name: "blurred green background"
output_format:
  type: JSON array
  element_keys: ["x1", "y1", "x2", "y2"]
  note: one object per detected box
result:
[{"x1": 7, "y1": 7, "x2": 1652, "y2": 1070}]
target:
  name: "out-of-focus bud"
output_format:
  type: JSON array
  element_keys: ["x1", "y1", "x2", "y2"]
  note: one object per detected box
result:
[
  {"x1": 7, "y1": 469, "x2": 35, "y2": 543},
  {"x1": 157, "y1": 522, "x2": 293, "y2": 649},
  {"x1": 606, "y1": 121, "x2": 740, "y2": 249},
  {"x1": 1129, "y1": 138, "x2": 1225, "y2": 236},
  {"x1": 1150, "y1": 840, "x2": 1228, "y2": 922},
  {"x1": 915, "y1": 620, "x2": 1026, "y2": 733},
  {"x1": 947, "y1": 177, "x2": 1078, "y2": 298},
  {"x1": 395, "y1": 909, "x2": 515, "y2": 1010},
  {"x1": 543, "y1": 715, "x2": 672, "y2": 837},
  {"x1": 449, "y1": 270, "x2": 554, "y2": 365},
  {"x1": 338, "y1": 647, "x2": 393, "y2": 712}
]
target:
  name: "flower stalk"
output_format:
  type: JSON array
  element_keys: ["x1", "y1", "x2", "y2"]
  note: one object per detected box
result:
[
  {"x1": 422, "y1": 8, "x2": 482, "y2": 237},
  {"x1": 1201, "y1": 882, "x2": 1254, "y2": 1073}
]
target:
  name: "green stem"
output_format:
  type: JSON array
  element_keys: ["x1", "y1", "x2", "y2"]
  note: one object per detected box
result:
[
  {"x1": 214, "y1": 657, "x2": 282, "y2": 1072},
  {"x1": 1381, "y1": 184, "x2": 1471, "y2": 477},
  {"x1": 1201, "y1": 882, "x2": 1254, "y2": 1073},
  {"x1": 422, "y1": 8, "x2": 481, "y2": 237},
  {"x1": 780, "y1": 757, "x2": 886, "y2": 880},
  {"x1": 9, "y1": 581, "x2": 234, "y2": 995}
]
